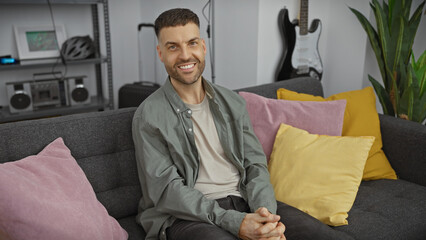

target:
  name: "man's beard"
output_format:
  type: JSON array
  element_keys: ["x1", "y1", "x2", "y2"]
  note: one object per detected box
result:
[{"x1": 167, "y1": 59, "x2": 206, "y2": 85}]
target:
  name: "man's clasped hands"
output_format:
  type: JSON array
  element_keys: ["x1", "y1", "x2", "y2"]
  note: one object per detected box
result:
[{"x1": 239, "y1": 207, "x2": 286, "y2": 240}]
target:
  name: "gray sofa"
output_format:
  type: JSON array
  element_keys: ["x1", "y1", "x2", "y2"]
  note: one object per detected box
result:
[{"x1": 1, "y1": 77, "x2": 425, "y2": 240}]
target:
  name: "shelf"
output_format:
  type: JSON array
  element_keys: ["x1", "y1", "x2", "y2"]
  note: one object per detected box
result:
[
  {"x1": 0, "y1": 0, "x2": 104, "y2": 4},
  {"x1": 0, "y1": 57, "x2": 108, "y2": 71},
  {"x1": 0, "y1": 0, "x2": 114, "y2": 118},
  {"x1": 0, "y1": 96, "x2": 107, "y2": 123}
]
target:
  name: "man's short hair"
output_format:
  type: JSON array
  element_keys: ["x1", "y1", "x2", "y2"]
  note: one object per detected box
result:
[{"x1": 154, "y1": 8, "x2": 200, "y2": 37}]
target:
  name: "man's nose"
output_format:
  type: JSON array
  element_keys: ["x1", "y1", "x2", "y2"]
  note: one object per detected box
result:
[{"x1": 179, "y1": 47, "x2": 190, "y2": 60}]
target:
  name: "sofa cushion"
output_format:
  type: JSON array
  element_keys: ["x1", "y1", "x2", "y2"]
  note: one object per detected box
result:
[
  {"x1": 334, "y1": 179, "x2": 426, "y2": 239},
  {"x1": 277, "y1": 87, "x2": 397, "y2": 181},
  {"x1": 0, "y1": 137, "x2": 128, "y2": 240},
  {"x1": 239, "y1": 91, "x2": 346, "y2": 160},
  {"x1": 269, "y1": 124, "x2": 374, "y2": 226}
]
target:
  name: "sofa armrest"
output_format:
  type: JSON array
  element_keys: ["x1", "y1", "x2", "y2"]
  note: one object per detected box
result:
[{"x1": 380, "y1": 114, "x2": 426, "y2": 186}]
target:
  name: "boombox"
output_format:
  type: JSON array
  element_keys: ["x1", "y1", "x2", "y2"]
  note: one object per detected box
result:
[{"x1": 5, "y1": 76, "x2": 91, "y2": 114}]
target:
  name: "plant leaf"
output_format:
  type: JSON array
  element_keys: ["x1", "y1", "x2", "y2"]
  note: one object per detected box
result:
[
  {"x1": 383, "y1": 0, "x2": 390, "y2": 26},
  {"x1": 387, "y1": 0, "x2": 395, "y2": 20},
  {"x1": 418, "y1": 64, "x2": 426, "y2": 98},
  {"x1": 399, "y1": 65, "x2": 425, "y2": 123},
  {"x1": 412, "y1": 50, "x2": 426, "y2": 98},
  {"x1": 369, "y1": 75, "x2": 395, "y2": 116},
  {"x1": 404, "y1": 1, "x2": 425, "y2": 63},
  {"x1": 386, "y1": 66, "x2": 400, "y2": 115},
  {"x1": 421, "y1": 92, "x2": 426, "y2": 123},
  {"x1": 373, "y1": 0, "x2": 391, "y2": 82},
  {"x1": 349, "y1": 7, "x2": 388, "y2": 89},
  {"x1": 392, "y1": 16, "x2": 405, "y2": 74},
  {"x1": 403, "y1": 0, "x2": 413, "y2": 19},
  {"x1": 417, "y1": 50, "x2": 426, "y2": 67}
]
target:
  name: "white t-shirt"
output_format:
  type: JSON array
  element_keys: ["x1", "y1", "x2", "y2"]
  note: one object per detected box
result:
[{"x1": 186, "y1": 96, "x2": 242, "y2": 200}]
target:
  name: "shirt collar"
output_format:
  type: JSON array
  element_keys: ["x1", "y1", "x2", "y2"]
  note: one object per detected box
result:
[{"x1": 163, "y1": 76, "x2": 216, "y2": 114}]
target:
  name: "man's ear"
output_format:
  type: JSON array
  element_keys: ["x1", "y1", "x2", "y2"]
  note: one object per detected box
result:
[
  {"x1": 156, "y1": 45, "x2": 164, "y2": 62},
  {"x1": 201, "y1": 39, "x2": 207, "y2": 54}
]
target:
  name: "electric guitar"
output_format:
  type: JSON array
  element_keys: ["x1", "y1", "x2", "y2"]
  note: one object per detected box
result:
[{"x1": 275, "y1": 0, "x2": 323, "y2": 81}]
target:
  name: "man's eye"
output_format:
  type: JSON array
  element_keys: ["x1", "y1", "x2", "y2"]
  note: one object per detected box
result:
[
  {"x1": 168, "y1": 45, "x2": 177, "y2": 50},
  {"x1": 189, "y1": 41, "x2": 198, "y2": 46}
]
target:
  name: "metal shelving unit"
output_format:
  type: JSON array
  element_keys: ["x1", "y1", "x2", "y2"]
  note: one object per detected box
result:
[{"x1": 0, "y1": 0, "x2": 113, "y2": 124}]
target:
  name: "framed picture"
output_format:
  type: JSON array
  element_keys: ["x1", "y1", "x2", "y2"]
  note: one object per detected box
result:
[{"x1": 14, "y1": 25, "x2": 66, "y2": 60}]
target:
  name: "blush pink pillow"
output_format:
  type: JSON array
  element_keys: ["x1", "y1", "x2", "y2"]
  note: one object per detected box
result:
[
  {"x1": 0, "y1": 138, "x2": 128, "y2": 240},
  {"x1": 239, "y1": 91, "x2": 346, "y2": 161}
]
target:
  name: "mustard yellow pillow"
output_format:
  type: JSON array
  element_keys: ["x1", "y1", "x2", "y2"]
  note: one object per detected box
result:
[
  {"x1": 269, "y1": 123, "x2": 375, "y2": 226},
  {"x1": 276, "y1": 87, "x2": 397, "y2": 181}
]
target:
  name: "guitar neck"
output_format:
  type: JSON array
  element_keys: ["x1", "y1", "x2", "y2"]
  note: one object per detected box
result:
[{"x1": 299, "y1": 0, "x2": 309, "y2": 35}]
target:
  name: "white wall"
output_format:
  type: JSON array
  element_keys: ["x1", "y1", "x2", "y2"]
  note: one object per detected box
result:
[
  {"x1": 213, "y1": 0, "x2": 260, "y2": 89},
  {"x1": 108, "y1": 0, "x2": 142, "y2": 108}
]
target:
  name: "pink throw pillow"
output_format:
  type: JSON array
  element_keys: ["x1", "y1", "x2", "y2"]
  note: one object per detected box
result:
[
  {"x1": 239, "y1": 91, "x2": 346, "y2": 161},
  {"x1": 0, "y1": 138, "x2": 128, "y2": 240}
]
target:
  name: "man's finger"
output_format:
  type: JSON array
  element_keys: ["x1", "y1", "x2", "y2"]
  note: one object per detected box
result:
[
  {"x1": 257, "y1": 222, "x2": 286, "y2": 238},
  {"x1": 255, "y1": 222, "x2": 278, "y2": 235},
  {"x1": 259, "y1": 235, "x2": 282, "y2": 240},
  {"x1": 253, "y1": 213, "x2": 280, "y2": 224},
  {"x1": 256, "y1": 207, "x2": 269, "y2": 216},
  {"x1": 255, "y1": 207, "x2": 281, "y2": 223},
  {"x1": 259, "y1": 236, "x2": 281, "y2": 240},
  {"x1": 278, "y1": 222, "x2": 286, "y2": 233}
]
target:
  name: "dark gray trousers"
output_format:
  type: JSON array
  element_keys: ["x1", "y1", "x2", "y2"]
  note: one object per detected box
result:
[{"x1": 166, "y1": 195, "x2": 350, "y2": 240}]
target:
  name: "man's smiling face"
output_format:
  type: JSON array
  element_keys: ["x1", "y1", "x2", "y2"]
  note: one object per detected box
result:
[{"x1": 157, "y1": 23, "x2": 206, "y2": 86}]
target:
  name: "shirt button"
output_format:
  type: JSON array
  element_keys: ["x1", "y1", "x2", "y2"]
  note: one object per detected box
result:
[
  {"x1": 188, "y1": 128, "x2": 193, "y2": 132},
  {"x1": 188, "y1": 110, "x2": 192, "y2": 114},
  {"x1": 176, "y1": 108, "x2": 180, "y2": 112}
]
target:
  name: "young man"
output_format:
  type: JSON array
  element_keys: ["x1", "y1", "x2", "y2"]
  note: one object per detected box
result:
[{"x1": 133, "y1": 8, "x2": 336, "y2": 240}]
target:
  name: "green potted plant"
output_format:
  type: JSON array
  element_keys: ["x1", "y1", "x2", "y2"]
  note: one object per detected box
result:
[{"x1": 349, "y1": 0, "x2": 425, "y2": 123}]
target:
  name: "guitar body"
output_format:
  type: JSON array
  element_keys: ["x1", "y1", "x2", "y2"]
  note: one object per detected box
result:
[
  {"x1": 292, "y1": 20, "x2": 323, "y2": 80},
  {"x1": 275, "y1": 8, "x2": 297, "y2": 81},
  {"x1": 276, "y1": 5, "x2": 323, "y2": 81}
]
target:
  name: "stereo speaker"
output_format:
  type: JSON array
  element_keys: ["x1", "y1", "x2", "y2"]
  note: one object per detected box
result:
[
  {"x1": 6, "y1": 82, "x2": 33, "y2": 113},
  {"x1": 68, "y1": 77, "x2": 90, "y2": 106}
]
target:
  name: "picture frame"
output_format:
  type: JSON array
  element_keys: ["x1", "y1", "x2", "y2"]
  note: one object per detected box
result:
[{"x1": 14, "y1": 25, "x2": 66, "y2": 60}]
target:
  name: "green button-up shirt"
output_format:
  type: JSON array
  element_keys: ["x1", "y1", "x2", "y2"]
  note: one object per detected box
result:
[{"x1": 132, "y1": 78, "x2": 277, "y2": 240}]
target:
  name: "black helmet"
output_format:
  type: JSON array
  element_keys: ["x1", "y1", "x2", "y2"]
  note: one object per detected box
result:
[{"x1": 61, "y1": 35, "x2": 95, "y2": 61}]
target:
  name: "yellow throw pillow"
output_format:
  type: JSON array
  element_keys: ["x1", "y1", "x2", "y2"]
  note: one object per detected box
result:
[
  {"x1": 277, "y1": 87, "x2": 397, "y2": 181},
  {"x1": 269, "y1": 123, "x2": 375, "y2": 226}
]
